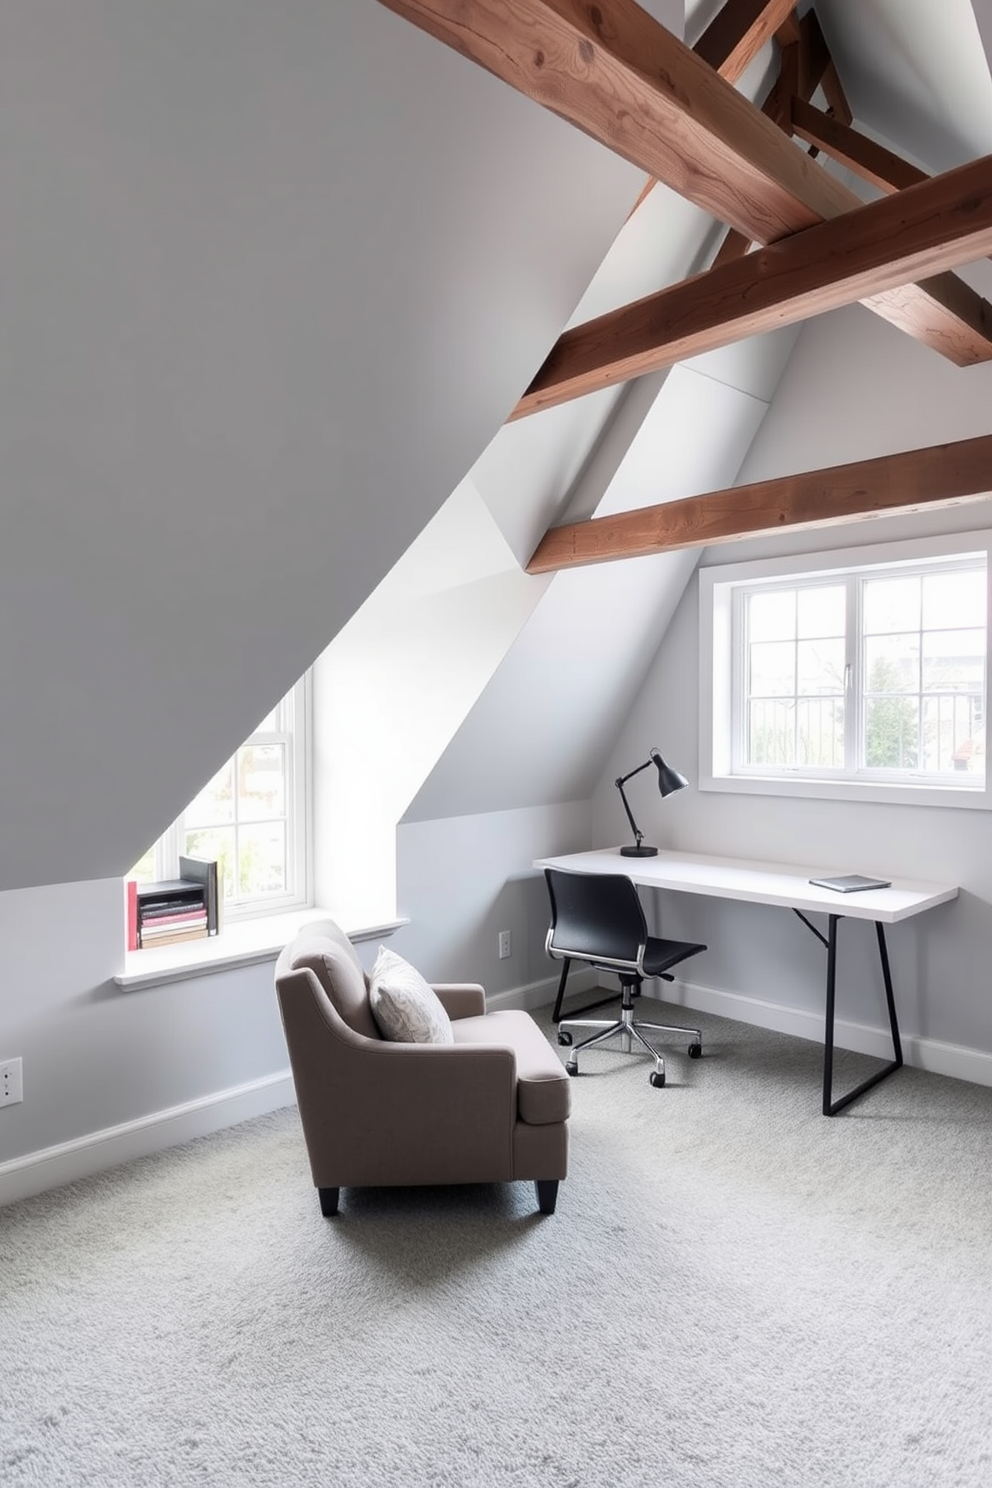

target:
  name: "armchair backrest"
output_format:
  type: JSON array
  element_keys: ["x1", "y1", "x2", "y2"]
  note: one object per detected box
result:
[
  {"x1": 544, "y1": 867, "x2": 647, "y2": 971},
  {"x1": 280, "y1": 918, "x2": 381, "y2": 1041}
]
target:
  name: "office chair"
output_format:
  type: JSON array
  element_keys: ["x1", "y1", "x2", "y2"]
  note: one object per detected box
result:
[{"x1": 544, "y1": 867, "x2": 707, "y2": 1088}]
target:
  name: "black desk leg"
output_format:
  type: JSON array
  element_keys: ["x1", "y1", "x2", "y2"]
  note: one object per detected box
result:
[{"x1": 822, "y1": 915, "x2": 904, "y2": 1117}]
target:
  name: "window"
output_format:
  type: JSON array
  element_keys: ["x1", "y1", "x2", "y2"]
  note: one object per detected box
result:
[
  {"x1": 129, "y1": 675, "x2": 312, "y2": 919},
  {"x1": 700, "y1": 533, "x2": 989, "y2": 808}
]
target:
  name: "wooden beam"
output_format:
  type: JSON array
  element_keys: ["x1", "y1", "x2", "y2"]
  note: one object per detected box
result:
[
  {"x1": 377, "y1": 0, "x2": 856, "y2": 242},
  {"x1": 791, "y1": 98, "x2": 927, "y2": 193},
  {"x1": 819, "y1": 61, "x2": 853, "y2": 125},
  {"x1": 526, "y1": 434, "x2": 992, "y2": 571},
  {"x1": 693, "y1": 0, "x2": 798, "y2": 85},
  {"x1": 512, "y1": 153, "x2": 992, "y2": 418},
  {"x1": 380, "y1": 0, "x2": 992, "y2": 368}
]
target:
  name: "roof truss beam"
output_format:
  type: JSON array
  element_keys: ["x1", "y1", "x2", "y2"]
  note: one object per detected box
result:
[
  {"x1": 510, "y1": 152, "x2": 992, "y2": 418},
  {"x1": 526, "y1": 435, "x2": 992, "y2": 572}
]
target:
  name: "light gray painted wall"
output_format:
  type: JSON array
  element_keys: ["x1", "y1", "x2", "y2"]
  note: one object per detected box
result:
[
  {"x1": 393, "y1": 803, "x2": 593, "y2": 997},
  {"x1": 0, "y1": 0, "x2": 643, "y2": 892},
  {"x1": 592, "y1": 306, "x2": 992, "y2": 1061},
  {"x1": 0, "y1": 880, "x2": 288, "y2": 1165}
]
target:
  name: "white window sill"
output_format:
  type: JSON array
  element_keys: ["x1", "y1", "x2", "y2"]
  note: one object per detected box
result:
[
  {"x1": 699, "y1": 772, "x2": 989, "y2": 810},
  {"x1": 114, "y1": 909, "x2": 408, "y2": 990}
]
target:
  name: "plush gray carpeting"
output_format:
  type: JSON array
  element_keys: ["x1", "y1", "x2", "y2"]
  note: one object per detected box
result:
[{"x1": 3, "y1": 999, "x2": 992, "y2": 1488}]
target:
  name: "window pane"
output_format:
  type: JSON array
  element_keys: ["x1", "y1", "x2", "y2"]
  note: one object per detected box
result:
[
  {"x1": 748, "y1": 589, "x2": 795, "y2": 642},
  {"x1": 748, "y1": 699, "x2": 795, "y2": 766},
  {"x1": 864, "y1": 634, "x2": 919, "y2": 693},
  {"x1": 749, "y1": 640, "x2": 795, "y2": 697},
  {"x1": 797, "y1": 696, "x2": 844, "y2": 767},
  {"x1": 923, "y1": 569, "x2": 985, "y2": 630},
  {"x1": 184, "y1": 827, "x2": 235, "y2": 901},
  {"x1": 239, "y1": 822, "x2": 287, "y2": 898},
  {"x1": 922, "y1": 696, "x2": 982, "y2": 773},
  {"x1": 797, "y1": 638, "x2": 845, "y2": 696},
  {"x1": 921, "y1": 628, "x2": 985, "y2": 693},
  {"x1": 864, "y1": 697, "x2": 919, "y2": 768},
  {"x1": 863, "y1": 575, "x2": 920, "y2": 634},
  {"x1": 186, "y1": 762, "x2": 235, "y2": 827},
  {"x1": 129, "y1": 846, "x2": 156, "y2": 883},
  {"x1": 237, "y1": 743, "x2": 286, "y2": 820},
  {"x1": 797, "y1": 585, "x2": 845, "y2": 639}
]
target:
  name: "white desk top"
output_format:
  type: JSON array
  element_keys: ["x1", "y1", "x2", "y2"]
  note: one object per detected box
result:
[{"x1": 534, "y1": 847, "x2": 959, "y2": 925}]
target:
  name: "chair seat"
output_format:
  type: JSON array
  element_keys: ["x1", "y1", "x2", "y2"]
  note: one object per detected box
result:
[
  {"x1": 588, "y1": 935, "x2": 706, "y2": 982},
  {"x1": 452, "y1": 1010, "x2": 571, "y2": 1126}
]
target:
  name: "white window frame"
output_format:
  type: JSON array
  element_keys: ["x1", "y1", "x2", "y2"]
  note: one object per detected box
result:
[
  {"x1": 145, "y1": 673, "x2": 313, "y2": 920},
  {"x1": 699, "y1": 530, "x2": 991, "y2": 810}
]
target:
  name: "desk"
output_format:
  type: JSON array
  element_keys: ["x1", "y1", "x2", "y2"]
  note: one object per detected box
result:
[{"x1": 534, "y1": 847, "x2": 958, "y2": 1115}]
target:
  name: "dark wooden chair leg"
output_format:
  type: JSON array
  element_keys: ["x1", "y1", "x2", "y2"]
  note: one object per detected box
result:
[
  {"x1": 534, "y1": 1179, "x2": 559, "y2": 1215},
  {"x1": 318, "y1": 1186, "x2": 340, "y2": 1217}
]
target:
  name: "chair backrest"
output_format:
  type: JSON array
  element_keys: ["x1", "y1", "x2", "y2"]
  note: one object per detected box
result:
[
  {"x1": 279, "y1": 918, "x2": 381, "y2": 1041},
  {"x1": 544, "y1": 868, "x2": 647, "y2": 971}
]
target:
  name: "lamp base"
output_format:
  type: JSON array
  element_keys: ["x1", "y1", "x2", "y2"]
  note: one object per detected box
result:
[{"x1": 620, "y1": 844, "x2": 658, "y2": 857}]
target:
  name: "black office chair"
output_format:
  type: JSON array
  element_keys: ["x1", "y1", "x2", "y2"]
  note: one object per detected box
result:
[{"x1": 544, "y1": 867, "x2": 707, "y2": 1088}]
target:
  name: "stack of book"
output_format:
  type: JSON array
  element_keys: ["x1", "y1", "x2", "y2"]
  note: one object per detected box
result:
[{"x1": 126, "y1": 857, "x2": 221, "y2": 951}]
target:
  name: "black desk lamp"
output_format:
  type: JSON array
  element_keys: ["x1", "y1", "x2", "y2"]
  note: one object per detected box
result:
[{"x1": 616, "y1": 749, "x2": 688, "y2": 857}]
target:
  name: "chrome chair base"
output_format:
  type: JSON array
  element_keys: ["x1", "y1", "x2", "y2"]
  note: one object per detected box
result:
[{"x1": 559, "y1": 991, "x2": 702, "y2": 1088}]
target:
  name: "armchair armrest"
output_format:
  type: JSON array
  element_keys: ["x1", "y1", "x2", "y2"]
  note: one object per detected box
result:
[{"x1": 432, "y1": 983, "x2": 486, "y2": 1020}]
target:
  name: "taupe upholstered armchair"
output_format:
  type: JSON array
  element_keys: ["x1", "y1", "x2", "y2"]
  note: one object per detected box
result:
[{"x1": 274, "y1": 919, "x2": 570, "y2": 1216}]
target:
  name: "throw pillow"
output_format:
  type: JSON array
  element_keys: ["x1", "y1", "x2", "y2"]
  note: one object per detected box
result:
[{"x1": 369, "y1": 946, "x2": 454, "y2": 1045}]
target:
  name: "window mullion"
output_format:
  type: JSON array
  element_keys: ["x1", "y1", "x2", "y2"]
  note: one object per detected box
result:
[{"x1": 846, "y1": 577, "x2": 860, "y2": 776}]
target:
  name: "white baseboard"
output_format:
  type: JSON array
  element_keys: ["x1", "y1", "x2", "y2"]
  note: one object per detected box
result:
[
  {"x1": 6, "y1": 969, "x2": 991, "y2": 1209},
  {"x1": 650, "y1": 978, "x2": 992, "y2": 1090},
  {"x1": 485, "y1": 965, "x2": 598, "y2": 1014},
  {"x1": 0, "y1": 1071, "x2": 296, "y2": 1209}
]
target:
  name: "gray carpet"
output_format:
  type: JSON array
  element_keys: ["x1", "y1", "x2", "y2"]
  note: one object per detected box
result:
[{"x1": 3, "y1": 999, "x2": 992, "y2": 1488}]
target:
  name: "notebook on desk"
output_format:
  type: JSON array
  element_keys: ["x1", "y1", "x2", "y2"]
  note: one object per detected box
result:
[{"x1": 808, "y1": 873, "x2": 892, "y2": 893}]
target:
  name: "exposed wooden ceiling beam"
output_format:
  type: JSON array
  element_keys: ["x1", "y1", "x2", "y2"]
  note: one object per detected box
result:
[
  {"x1": 380, "y1": 0, "x2": 992, "y2": 372},
  {"x1": 692, "y1": 0, "x2": 798, "y2": 85},
  {"x1": 377, "y1": 0, "x2": 855, "y2": 242},
  {"x1": 791, "y1": 98, "x2": 927, "y2": 193},
  {"x1": 632, "y1": 0, "x2": 799, "y2": 217},
  {"x1": 526, "y1": 434, "x2": 992, "y2": 572},
  {"x1": 513, "y1": 153, "x2": 992, "y2": 418}
]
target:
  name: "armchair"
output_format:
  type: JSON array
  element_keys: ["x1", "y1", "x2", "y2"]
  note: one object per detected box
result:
[{"x1": 274, "y1": 919, "x2": 570, "y2": 1215}]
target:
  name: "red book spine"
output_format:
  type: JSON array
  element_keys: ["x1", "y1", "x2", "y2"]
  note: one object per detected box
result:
[{"x1": 126, "y1": 880, "x2": 139, "y2": 952}]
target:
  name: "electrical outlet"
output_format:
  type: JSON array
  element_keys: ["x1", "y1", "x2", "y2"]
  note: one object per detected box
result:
[
  {"x1": 498, "y1": 930, "x2": 512, "y2": 959},
  {"x1": 0, "y1": 1057, "x2": 23, "y2": 1107}
]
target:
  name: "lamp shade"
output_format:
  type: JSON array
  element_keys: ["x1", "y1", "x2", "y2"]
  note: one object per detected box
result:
[{"x1": 650, "y1": 749, "x2": 688, "y2": 798}]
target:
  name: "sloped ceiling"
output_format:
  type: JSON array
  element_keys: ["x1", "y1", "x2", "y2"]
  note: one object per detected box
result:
[
  {"x1": 404, "y1": 0, "x2": 992, "y2": 822},
  {"x1": 0, "y1": 0, "x2": 645, "y2": 891}
]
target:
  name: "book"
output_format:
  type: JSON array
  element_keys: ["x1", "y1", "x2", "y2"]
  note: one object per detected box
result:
[
  {"x1": 179, "y1": 855, "x2": 221, "y2": 935},
  {"x1": 126, "y1": 879, "x2": 139, "y2": 953},
  {"x1": 139, "y1": 925, "x2": 210, "y2": 948},
  {"x1": 808, "y1": 874, "x2": 892, "y2": 893}
]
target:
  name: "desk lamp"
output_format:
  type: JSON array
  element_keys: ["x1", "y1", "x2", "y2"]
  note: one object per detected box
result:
[{"x1": 616, "y1": 749, "x2": 688, "y2": 857}]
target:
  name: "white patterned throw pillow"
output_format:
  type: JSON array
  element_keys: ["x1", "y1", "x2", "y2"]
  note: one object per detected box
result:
[{"x1": 368, "y1": 946, "x2": 454, "y2": 1045}]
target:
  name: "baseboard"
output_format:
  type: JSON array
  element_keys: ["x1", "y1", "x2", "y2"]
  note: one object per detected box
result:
[
  {"x1": 0, "y1": 1070, "x2": 296, "y2": 1209},
  {"x1": 649, "y1": 978, "x2": 992, "y2": 1091},
  {"x1": 485, "y1": 965, "x2": 598, "y2": 1014}
]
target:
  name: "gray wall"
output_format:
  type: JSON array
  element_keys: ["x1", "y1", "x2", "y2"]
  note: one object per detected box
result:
[
  {"x1": 0, "y1": 0, "x2": 643, "y2": 892},
  {"x1": 593, "y1": 305, "x2": 992, "y2": 1070}
]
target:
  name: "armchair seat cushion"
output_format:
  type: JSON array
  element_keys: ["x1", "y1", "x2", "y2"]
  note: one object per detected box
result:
[{"x1": 452, "y1": 1010, "x2": 571, "y2": 1126}]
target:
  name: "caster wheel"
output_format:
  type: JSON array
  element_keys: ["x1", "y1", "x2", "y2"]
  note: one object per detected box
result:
[
  {"x1": 688, "y1": 1042, "x2": 702, "y2": 1059},
  {"x1": 649, "y1": 1070, "x2": 666, "y2": 1088},
  {"x1": 566, "y1": 1060, "x2": 578, "y2": 1077},
  {"x1": 557, "y1": 1030, "x2": 573, "y2": 1046}
]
